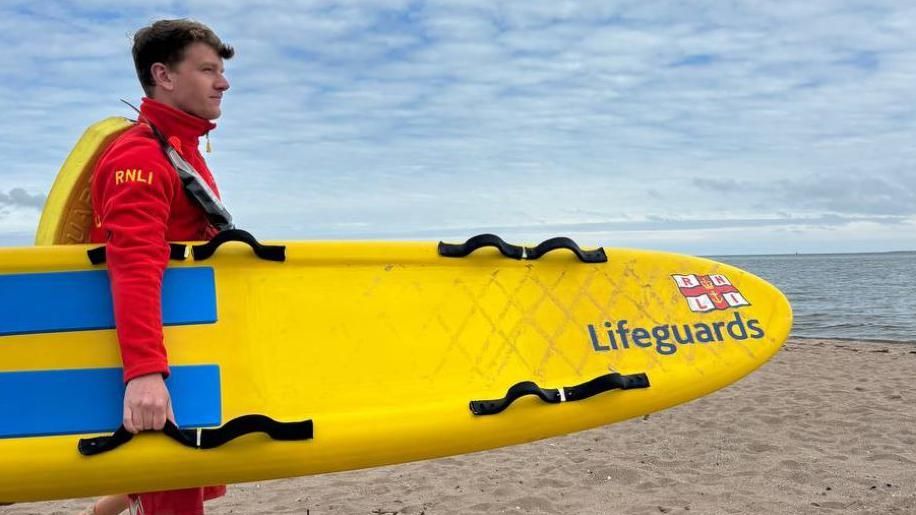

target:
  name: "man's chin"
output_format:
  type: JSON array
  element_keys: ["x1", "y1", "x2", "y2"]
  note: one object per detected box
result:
[
  {"x1": 187, "y1": 106, "x2": 221, "y2": 120},
  {"x1": 204, "y1": 108, "x2": 222, "y2": 120}
]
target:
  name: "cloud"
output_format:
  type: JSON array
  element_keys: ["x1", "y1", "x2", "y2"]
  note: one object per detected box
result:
[
  {"x1": 299, "y1": 213, "x2": 909, "y2": 240},
  {"x1": 1, "y1": 1, "x2": 916, "y2": 254},
  {"x1": 692, "y1": 178, "x2": 746, "y2": 192},
  {"x1": 780, "y1": 173, "x2": 916, "y2": 216},
  {"x1": 0, "y1": 188, "x2": 46, "y2": 211},
  {"x1": 692, "y1": 172, "x2": 916, "y2": 216}
]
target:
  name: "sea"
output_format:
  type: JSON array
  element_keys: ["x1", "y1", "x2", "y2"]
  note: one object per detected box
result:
[{"x1": 712, "y1": 251, "x2": 916, "y2": 344}]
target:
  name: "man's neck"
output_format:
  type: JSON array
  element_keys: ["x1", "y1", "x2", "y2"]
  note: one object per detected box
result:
[{"x1": 149, "y1": 92, "x2": 181, "y2": 113}]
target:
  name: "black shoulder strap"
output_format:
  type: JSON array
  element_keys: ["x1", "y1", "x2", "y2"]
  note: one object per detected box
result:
[
  {"x1": 160, "y1": 142, "x2": 235, "y2": 232},
  {"x1": 121, "y1": 100, "x2": 235, "y2": 232}
]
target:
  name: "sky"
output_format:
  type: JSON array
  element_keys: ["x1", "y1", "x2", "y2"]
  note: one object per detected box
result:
[{"x1": 1, "y1": 0, "x2": 915, "y2": 255}]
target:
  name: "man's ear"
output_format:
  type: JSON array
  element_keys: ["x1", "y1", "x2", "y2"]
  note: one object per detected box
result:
[{"x1": 150, "y1": 62, "x2": 174, "y2": 92}]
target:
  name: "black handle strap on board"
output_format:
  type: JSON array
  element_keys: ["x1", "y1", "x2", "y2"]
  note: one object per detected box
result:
[
  {"x1": 438, "y1": 233, "x2": 524, "y2": 259},
  {"x1": 438, "y1": 234, "x2": 607, "y2": 263},
  {"x1": 87, "y1": 230, "x2": 284, "y2": 264},
  {"x1": 525, "y1": 236, "x2": 608, "y2": 263},
  {"x1": 469, "y1": 372, "x2": 650, "y2": 416},
  {"x1": 88, "y1": 243, "x2": 189, "y2": 265},
  {"x1": 78, "y1": 415, "x2": 313, "y2": 456},
  {"x1": 191, "y1": 229, "x2": 286, "y2": 262}
]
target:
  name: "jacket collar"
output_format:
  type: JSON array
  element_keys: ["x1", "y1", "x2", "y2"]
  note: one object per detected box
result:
[{"x1": 139, "y1": 97, "x2": 216, "y2": 145}]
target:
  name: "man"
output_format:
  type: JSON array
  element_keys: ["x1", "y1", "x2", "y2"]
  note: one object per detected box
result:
[{"x1": 83, "y1": 19, "x2": 233, "y2": 515}]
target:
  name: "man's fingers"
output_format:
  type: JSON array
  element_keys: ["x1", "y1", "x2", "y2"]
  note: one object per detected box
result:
[
  {"x1": 123, "y1": 406, "x2": 138, "y2": 434},
  {"x1": 125, "y1": 405, "x2": 170, "y2": 432},
  {"x1": 152, "y1": 405, "x2": 167, "y2": 431},
  {"x1": 167, "y1": 402, "x2": 177, "y2": 425},
  {"x1": 141, "y1": 405, "x2": 155, "y2": 431},
  {"x1": 135, "y1": 403, "x2": 149, "y2": 432},
  {"x1": 123, "y1": 373, "x2": 171, "y2": 432}
]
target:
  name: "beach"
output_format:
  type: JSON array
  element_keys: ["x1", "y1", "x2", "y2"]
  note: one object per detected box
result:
[{"x1": 5, "y1": 338, "x2": 915, "y2": 514}]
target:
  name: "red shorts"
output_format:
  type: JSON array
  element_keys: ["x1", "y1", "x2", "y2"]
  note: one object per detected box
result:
[{"x1": 130, "y1": 485, "x2": 226, "y2": 515}]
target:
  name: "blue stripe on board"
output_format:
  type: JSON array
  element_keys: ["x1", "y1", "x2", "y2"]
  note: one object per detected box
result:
[
  {"x1": 0, "y1": 267, "x2": 217, "y2": 336},
  {"x1": 0, "y1": 365, "x2": 221, "y2": 438}
]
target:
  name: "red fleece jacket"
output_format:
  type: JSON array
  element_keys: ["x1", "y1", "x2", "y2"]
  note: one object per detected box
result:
[
  {"x1": 90, "y1": 98, "x2": 221, "y2": 383},
  {"x1": 90, "y1": 98, "x2": 227, "y2": 511}
]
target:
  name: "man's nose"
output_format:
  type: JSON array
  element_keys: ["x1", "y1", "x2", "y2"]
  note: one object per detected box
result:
[{"x1": 215, "y1": 73, "x2": 230, "y2": 91}]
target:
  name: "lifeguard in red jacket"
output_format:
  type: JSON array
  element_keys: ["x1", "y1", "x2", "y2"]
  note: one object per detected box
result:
[{"x1": 84, "y1": 18, "x2": 232, "y2": 515}]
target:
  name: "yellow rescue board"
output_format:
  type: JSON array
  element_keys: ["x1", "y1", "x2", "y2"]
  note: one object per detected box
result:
[
  {"x1": 0, "y1": 118, "x2": 792, "y2": 501},
  {"x1": 0, "y1": 241, "x2": 791, "y2": 501}
]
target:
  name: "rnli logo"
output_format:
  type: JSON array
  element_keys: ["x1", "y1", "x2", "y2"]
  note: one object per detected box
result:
[
  {"x1": 672, "y1": 274, "x2": 750, "y2": 313},
  {"x1": 114, "y1": 169, "x2": 154, "y2": 186}
]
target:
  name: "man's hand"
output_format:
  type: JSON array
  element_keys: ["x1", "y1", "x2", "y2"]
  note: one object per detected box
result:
[{"x1": 123, "y1": 373, "x2": 176, "y2": 434}]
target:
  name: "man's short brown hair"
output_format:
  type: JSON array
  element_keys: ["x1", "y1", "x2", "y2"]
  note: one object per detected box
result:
[{"x1": 132, "y1": 19, "x2": 234, "y2": 96}]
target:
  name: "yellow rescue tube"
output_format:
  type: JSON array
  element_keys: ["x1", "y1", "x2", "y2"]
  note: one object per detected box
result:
[{"x1": 35, "y1": 117, "x2": 133, "y2": 245}]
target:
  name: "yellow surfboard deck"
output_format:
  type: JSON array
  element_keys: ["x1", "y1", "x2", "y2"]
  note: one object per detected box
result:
[{"x1": 0, "y1": 119, "x2": 792, "y2": 502}]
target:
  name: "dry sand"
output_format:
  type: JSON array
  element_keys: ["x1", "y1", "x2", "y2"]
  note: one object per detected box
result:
[{"x1": 4, "y1": 338, "x2": 915, "y2": 514}]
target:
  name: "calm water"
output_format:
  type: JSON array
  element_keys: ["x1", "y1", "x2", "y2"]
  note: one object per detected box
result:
[{"x1": 713, "y1": 252, "x2": 916, "y2": 344}]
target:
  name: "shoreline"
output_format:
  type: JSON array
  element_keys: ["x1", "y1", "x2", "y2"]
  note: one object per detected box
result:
[
  {"x1": 791, "y1": 335, "x2": 916, "y2": 346},
  {"x1": 5, "y1": 338, "x2": 915, "y2": 514}
]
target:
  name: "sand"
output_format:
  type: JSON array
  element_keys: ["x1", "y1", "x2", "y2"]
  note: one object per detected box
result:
[{"x1": 4, "y1": 338, "x2": 915, "y2": 514}]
